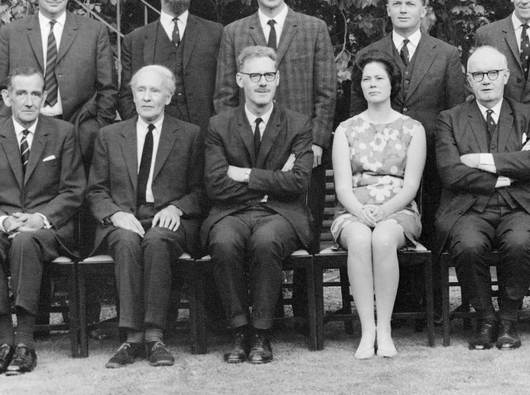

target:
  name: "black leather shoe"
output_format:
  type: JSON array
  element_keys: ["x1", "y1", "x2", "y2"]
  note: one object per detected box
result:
[
  {"x1": 147, "y1": 341, "x2": 175, "y2": 367},
  {"x1": 105, "y1": 342, "x2": 145, "y2": 369},
  {"x1": 248, "y1": 333, "x2": 273, "y2": 364},
  {"x1": 0, "y1": 344, "x2": 14, "y2": 373},
  {"x1": 223, "y1": 331, "x2": 248, "y2": 364},
  {"x1": 496, "y1": 319, "x2": 521, "y2": 350},
  {"x1": 469, "y1": 318, "x2": 497, "y2": 350},
  {"x1": 5, "y1": 344, "x2": 36, "y2": 376}
]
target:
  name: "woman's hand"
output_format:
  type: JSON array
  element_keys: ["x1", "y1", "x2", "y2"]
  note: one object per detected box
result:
[
  {"x1": 359, "y1": 205, "x2": 378, "y2": 227},
  {"x1": 366, "y1": 205, "x2": 387, "y2": 223}
]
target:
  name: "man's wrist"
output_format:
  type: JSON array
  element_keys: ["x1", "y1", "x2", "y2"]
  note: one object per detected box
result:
[{"x1": 243, "y1": 169, "x2": 251, "y2": 183}]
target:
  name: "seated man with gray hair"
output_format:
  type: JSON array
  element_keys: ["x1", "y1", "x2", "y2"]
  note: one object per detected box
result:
[
  {"x1": 436, "y1": 45, "x2": 530, "y2": 351},
  {"x1": 202, "y1": 46, "x2": 313, "y2": 364},
  {"x1": 87, "y1": 65, "x2": 205, "y2": 368}
]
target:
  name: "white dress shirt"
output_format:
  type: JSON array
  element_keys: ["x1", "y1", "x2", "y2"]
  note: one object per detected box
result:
[
  {"x1": 38, "y1": 11, "x2": 66, "y2": 117},
  {"x1": 258, "y1": 4, "x2": 289, "y2": 48},
  {"x1": 512, "y1": 12, "x2": 529, "y2": 52},
  {"x1": 160, "y1": 9, "x2": 188, "y2": 42},
  {"x1": 137, "y1": 117, "x2": 163, "y2": 203},
  {"x1": 392, "y1": 29, "x2": 421, "y2": 61}
]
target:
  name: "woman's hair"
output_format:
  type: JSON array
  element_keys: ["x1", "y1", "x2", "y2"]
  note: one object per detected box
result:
[{"x1": 351, "y1": 50, "x2": 402, "y2": 102}]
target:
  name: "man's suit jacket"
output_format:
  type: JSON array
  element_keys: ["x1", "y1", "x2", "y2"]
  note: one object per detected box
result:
[
  {"x1": 118, "y1": 14, "x2": 223, "y2": 133},
  {"x1": 87, "y1": 114, "x2": 205, "y2": 256},
  {"x1": 475, "y1": 15, "x2": 530, "y2": 104},
  {"x1": 0, "y1": 11, "x2": 118, "y2": 127},
  {"x1": 435, "y1": 98, "x2": 530, "y2": 255},
  {"x1": 350, "y1": 33, "x2": 465, "y2": 148},
  {"x1": 0, "y1": 115, "x2": 85, "y2": 254},
  {"x1": 201, "y1": 105, "x2": 313, "y2": 248},
  {"x1": 214, "y1": 8, "x2": 336, "y2": 149}
]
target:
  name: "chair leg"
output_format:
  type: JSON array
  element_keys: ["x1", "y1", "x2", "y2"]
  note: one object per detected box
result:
[
  {"x1": 461, "y1": 288, "x2": 472, "y2": 331},
  {"x1": 424, "y1": 254, "x2": 435, "y2": 347},
  {"x1": 441, "y1": 257, "x2": 451, "y2": 347},
  {"x1": 313, "y1": 259, "x2": 325, "y2": 351},
  {"x1": 188, "y1": 261, "x2": 207, "y2": 354},
  {"x1": 78, "y1": 270, "x2": 89, "y2": 358},
  {"x1": 305, "y1": 261, "x2": 318, "y2": 351},
  {"x1": 338, "y1": 266, "x2": 354, "y2": 334},
  {"x1": 68, "y1": 263, "x2": 81, "y2": 358}
]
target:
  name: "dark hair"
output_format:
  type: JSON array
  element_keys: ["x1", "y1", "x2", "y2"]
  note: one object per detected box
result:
[
  {"x1": 351, "y1": 50, "x2": 402, "y2": 102},
  {"x1": 6, "y1": 67, "x2": 44, "y2": 90},
  {"x1": 387, "y1": 0, "x2": 427, "y2": 5}
]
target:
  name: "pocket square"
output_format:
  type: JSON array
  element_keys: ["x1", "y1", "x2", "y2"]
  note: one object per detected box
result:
[{"x1": 43, "y1": 155, "x2": 56, "y2": 162}]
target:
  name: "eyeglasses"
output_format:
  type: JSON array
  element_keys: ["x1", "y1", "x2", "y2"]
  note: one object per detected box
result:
[
  {"x1": 467, "y1": 69, "x2": 506, "y2": 82},
  {"x1": 239, "y1": 71, "x2": 278, "y2": 83}
]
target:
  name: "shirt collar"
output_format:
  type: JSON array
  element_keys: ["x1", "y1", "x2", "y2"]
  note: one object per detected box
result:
[
  {"x1": 137, "y1": 115, "x2": 164, "y2": 136},
  {"x1": 512, "y1": 12, "x2": 529, "y2": 31},
  {"x1": 38, "y1": 10, "x2": 66, "y2": 28},
  {"x1": 258, "y1": 4, "x2": 288, "y2": 31},
  {"x1": 245, "y1": 104, "x2": 274, "y2": 128},
  {"x1": 477, "y1": 99, "x2": 503, "y2": 122},
  {"x1": 392, "y1": 29, "x2": 421, "y2": 50},
  {"x1": 160, "y1": 9, "x2": 188, "y2": 28},
  {"x1": 13, "y1": 117, "x2": 38, "y2": 136}
]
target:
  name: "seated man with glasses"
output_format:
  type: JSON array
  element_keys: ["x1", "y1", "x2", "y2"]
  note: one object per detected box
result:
[
  {"x1": 202, "y1": 46, "x2": 313, "y2": 364},
  {"x1": 435, "y1": 45, "x2": 530, "y2": 351}
]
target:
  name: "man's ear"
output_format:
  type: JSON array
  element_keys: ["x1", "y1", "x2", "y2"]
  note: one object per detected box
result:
[
  {"x1": 40, "y1": 91, "x2": 48, "y2": 109},
  {"x1": 236, "y1": 73, "x2": 244, "y2": 88},
  {"x1": 1, "y1": 89, "x2": 11, "y2": 107}
]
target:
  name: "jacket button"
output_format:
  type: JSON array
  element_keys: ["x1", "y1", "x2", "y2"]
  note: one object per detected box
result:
[{"x1": 403, "y1": 107, "x2": 408, "y2": 112}]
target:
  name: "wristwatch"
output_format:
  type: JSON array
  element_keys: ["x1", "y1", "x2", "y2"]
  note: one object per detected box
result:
[{"x1": 102, "y1": 215, "x2": 113, "y2": 227}]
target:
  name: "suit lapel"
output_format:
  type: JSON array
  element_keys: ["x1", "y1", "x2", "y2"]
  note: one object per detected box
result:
[
  {"x1": 236, "y1": 107, "x2": 256, "y2": 164},
  {"x1": 384, "y1": 34, "x2": 405, "y2": 105},
  {"x1": 120, "y1": 118, "x2": 139, "y2": 190},
  {"x1": 498, "y1": 100, "x2": 515, "y2": 152},
  {"x1": 467, "y1": 101, "x2": 490, "y2": 153},
  {"x1": 0, "y1": 119, "x2": 24, "y2": 188},
  {"x1": 182, "y1": 15, "x2": 199, "y2": 70},
  {"x1": 276, "y1": 9, "x2": 297, "y2": 65},
  {"x1": 406, "y1": 34, "x2": 437, "y2": 100},
  {"x1": 152, "y1": 117, "x2": 179, "y2": 182},
  {"x1": 249, "y1": 13, "x2": 267, "y2": 47},
  {"x1": 257, "y1": 107, "x2": 281, "y2": 167},
  {"x1": 57, "y1": 12, "x2": 78, "y2": 64},
  {"x1": 502, "y1": 17, "x2": 523, "y2": 71},
  {"x1": 27, "y1": 15, "x2": 45, "y2": 71},
  {"x1": 143, "y1": 22, "x2": 159, "y2": 65},
  {"x1": 24, "y1": 117, "x2": 49, "y2": 184}
]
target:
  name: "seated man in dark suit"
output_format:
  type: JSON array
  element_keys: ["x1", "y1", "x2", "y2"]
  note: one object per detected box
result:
[
  {"x1": 202, "y1": 46, "x2": 313, "y2": 364},
  {"x1": 436, "y1": 46, "x2": 530, "y2": 351},
  {"x1": 0, "y1": 67, "x2": 85, "y2": 375},
  {"x1": 87, "y1": 65, "x2": 205, "y2": 368}
]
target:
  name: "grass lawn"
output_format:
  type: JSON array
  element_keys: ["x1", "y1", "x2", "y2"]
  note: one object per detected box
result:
[{"x1": 2, "y1": 279, "x2": 530, "y2": 394}]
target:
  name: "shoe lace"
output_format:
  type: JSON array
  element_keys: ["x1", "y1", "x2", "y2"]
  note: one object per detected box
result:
[{"x1": 151, "y1": 341, "x2": 169, "y2": 353}]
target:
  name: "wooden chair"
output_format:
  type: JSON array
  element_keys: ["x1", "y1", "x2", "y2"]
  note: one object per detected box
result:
[
  {"x1": 76, "y1": 252, "x2": 207, "y2": 357},
  {"x1": 313, "y1": 170, "x2": 435, "y2": 349}
]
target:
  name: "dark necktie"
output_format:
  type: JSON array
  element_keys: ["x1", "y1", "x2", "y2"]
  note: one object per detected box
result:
[
  {"x1": 254, "y1": 118, "x2": 263, "y2": 158},
  {"x1": 267, "y1": 20, "x2": 277, "y2": 51},
  {"x1": 45, "y1": 20, "x2": 58, "y2": 106},
  {"x1": 172, "y1": 18, "x2": 180, "y2": 47},
  {"x1": 400, "y1": 38, "x2": 410, "y2": 66},
  {"x1": 521, "y1": 24, "x2": 530, "y2": 79},
  {"x1": 137, "y1": 124, "x2": 154, "y2": 205},
  {"x1": 20, "y1": 129, "x2": 30, "y2": 175},
  {"x1": 486, "y1": 109, "x2": 496, "y2": 146}
]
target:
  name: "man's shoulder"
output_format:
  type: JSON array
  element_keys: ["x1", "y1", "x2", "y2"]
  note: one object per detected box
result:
[
  {"x1": 358, "y1": 36, "x2": 392, "y2": 54},
  {"x1": 288, "y1": 9, "x2": 327, "y2": 27},
  {"x1": 224, "y1": 13, "x2": 255, "y2": 32},
  {"x1": 439, "y1": 100, "x2": 472, "y2": 119},
  {"x1": 163, "y1": 113, "x2": 201, "y2": 135},
  {"x1": 189, "y1": 14, "x2": 223, "y2": 31},
  {"x1": 277, "y1": 105, "x2": 311, "y2": 125},
  {"x1": 420, "y1": 34, "x2": 459, "y2": 53},
  {"x1": 38, "y1": 115, "x2": 73, "y2": 134},
  {"x1": 505, "y1": 97, "x2": 530, "y2": 118},
  {"x1": 476, "y1": 16, "x2": 511, "y2": 36},
  {"x1": 67, "y1": 11, "x2": 105, "y2": 31},
  {"x1": 1, "y1": 14, "x2": 34, "y2": 33}
]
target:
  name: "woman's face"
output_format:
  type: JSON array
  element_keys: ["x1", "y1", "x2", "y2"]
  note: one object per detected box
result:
[{"x1": 360, "y1": 61, "x2": 392, "y2": 105}]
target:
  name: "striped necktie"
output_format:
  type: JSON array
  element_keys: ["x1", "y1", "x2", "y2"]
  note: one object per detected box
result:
[
  {"x1": 20, "y1": 129, "x2": 30, "y2": 174},
  {"x1": 45, "y1": 20, "x2": 59, "y2": 106}
]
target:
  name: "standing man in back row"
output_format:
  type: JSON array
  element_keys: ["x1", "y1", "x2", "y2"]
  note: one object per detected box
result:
[
  {"x1": 350, "y1": 0, "x2": 466, "y2": 317},
  {"x1": 475, "y1": 0, "x2": 530, "y2": 104}
]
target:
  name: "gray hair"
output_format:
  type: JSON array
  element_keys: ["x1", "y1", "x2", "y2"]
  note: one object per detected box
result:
[
  {"x1": 130, "y1": 65, "x2": 176, "y2": 95},
  {"x1": 237, "y1": 46, "x2": 277, "y2": 72}
]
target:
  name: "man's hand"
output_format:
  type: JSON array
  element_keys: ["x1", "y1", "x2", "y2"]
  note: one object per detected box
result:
[
  {"x1": 312, "y1": 145, "x2": 323, "y2": 168},
  {"x1": 227, "y1": 165, "x2": 249, "y2": 183},
  {"x1": 9, "y1": 213, "x2": 44, "y2": 231},
  {"x1": 152, "y1": 205, "x2": 182, "y2": 231},
  {"x1": 111, "y1": 211, "x2": 145, "y2": 237},
  {"x1": 460, "y1": 153, "x2": 480, "y2": 168}
]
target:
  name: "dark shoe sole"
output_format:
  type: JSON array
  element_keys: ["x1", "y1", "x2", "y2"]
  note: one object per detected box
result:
[
  {"x1": 105, "y1": 357, "x2": 143, "y2": 369},
  {"x1": 248, "y1": 358, "x2": 273, "y2": 364},
  {"x1": 149, "y1": 360, "x2": 175, "y2": 367},
  {"x1": 496, "y1": 339, "x2": 522, "y2": 350}
]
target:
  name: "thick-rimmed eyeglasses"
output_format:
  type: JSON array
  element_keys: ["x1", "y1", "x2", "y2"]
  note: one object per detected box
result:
[
  {"x1": 239, "y1": 71, "x2": 278, "y2": 83},
  {"x1": 467, "y1": 69, "x2": 506, "y2": 82}
]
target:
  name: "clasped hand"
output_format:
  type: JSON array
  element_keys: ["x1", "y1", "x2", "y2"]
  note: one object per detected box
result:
[
  {"x1": 111, "y1": 205, "x2": 182, "y2": 237},
  {"x1": 4, "y1": 212, "x2": 45, "y2": 239},
  {"x1": 359, "y1": 205, "x2": 386, "y2": 227}
]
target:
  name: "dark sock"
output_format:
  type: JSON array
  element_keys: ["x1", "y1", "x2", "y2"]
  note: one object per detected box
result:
[
  {"x1": 500, "y1": 299, "x2": 521, "y2": 322},
  {"x1": 126, "y1": 329, "x2": 144, "y2": 345},
  {"x1": 0, "y1": 314, "x2": 14, "y2": 346},
  {"x1": 234, "y1": 324, "x2": 250, "y2": 336},
  {"x1": 144, "y1": 325, "x2": 163, "y2": 344},
  {"x1": 253, "y1": 327, "x2": 271, "y2": 338},
  {"x1": 14, "y1": 308, "x2": 35, "y2": 347}
]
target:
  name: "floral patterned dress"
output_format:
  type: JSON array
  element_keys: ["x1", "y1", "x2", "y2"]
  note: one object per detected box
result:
[{"x1": 331, "y1": 114, "x2": 423, "y2": 245}]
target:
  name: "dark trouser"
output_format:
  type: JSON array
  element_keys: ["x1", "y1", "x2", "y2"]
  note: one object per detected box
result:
[
  {"x1": 448, "y1": 202, "x2": 530, "y2": 321},
  {"x1": 0, "y1": 230, "x2": 60, "y2": 316},
  {"x1": 208, "y1": 206, "x2": 300, "y2": 330},
  {"x1": 106, "y1": 205, "x2": 187, "y2": 331}
]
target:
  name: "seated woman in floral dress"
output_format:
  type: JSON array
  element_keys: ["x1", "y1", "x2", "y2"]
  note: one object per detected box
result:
[{"x1": 331, "y1": 50, "x2": 426, "y2": 359}]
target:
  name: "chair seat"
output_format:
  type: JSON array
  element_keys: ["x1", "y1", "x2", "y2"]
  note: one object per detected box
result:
[
  {"x1": 51, "y1": 256, "x2": 74, "y2": 264},
  {"x1": 79, "y1": 252, "x2": 191, "y2": 265}
]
